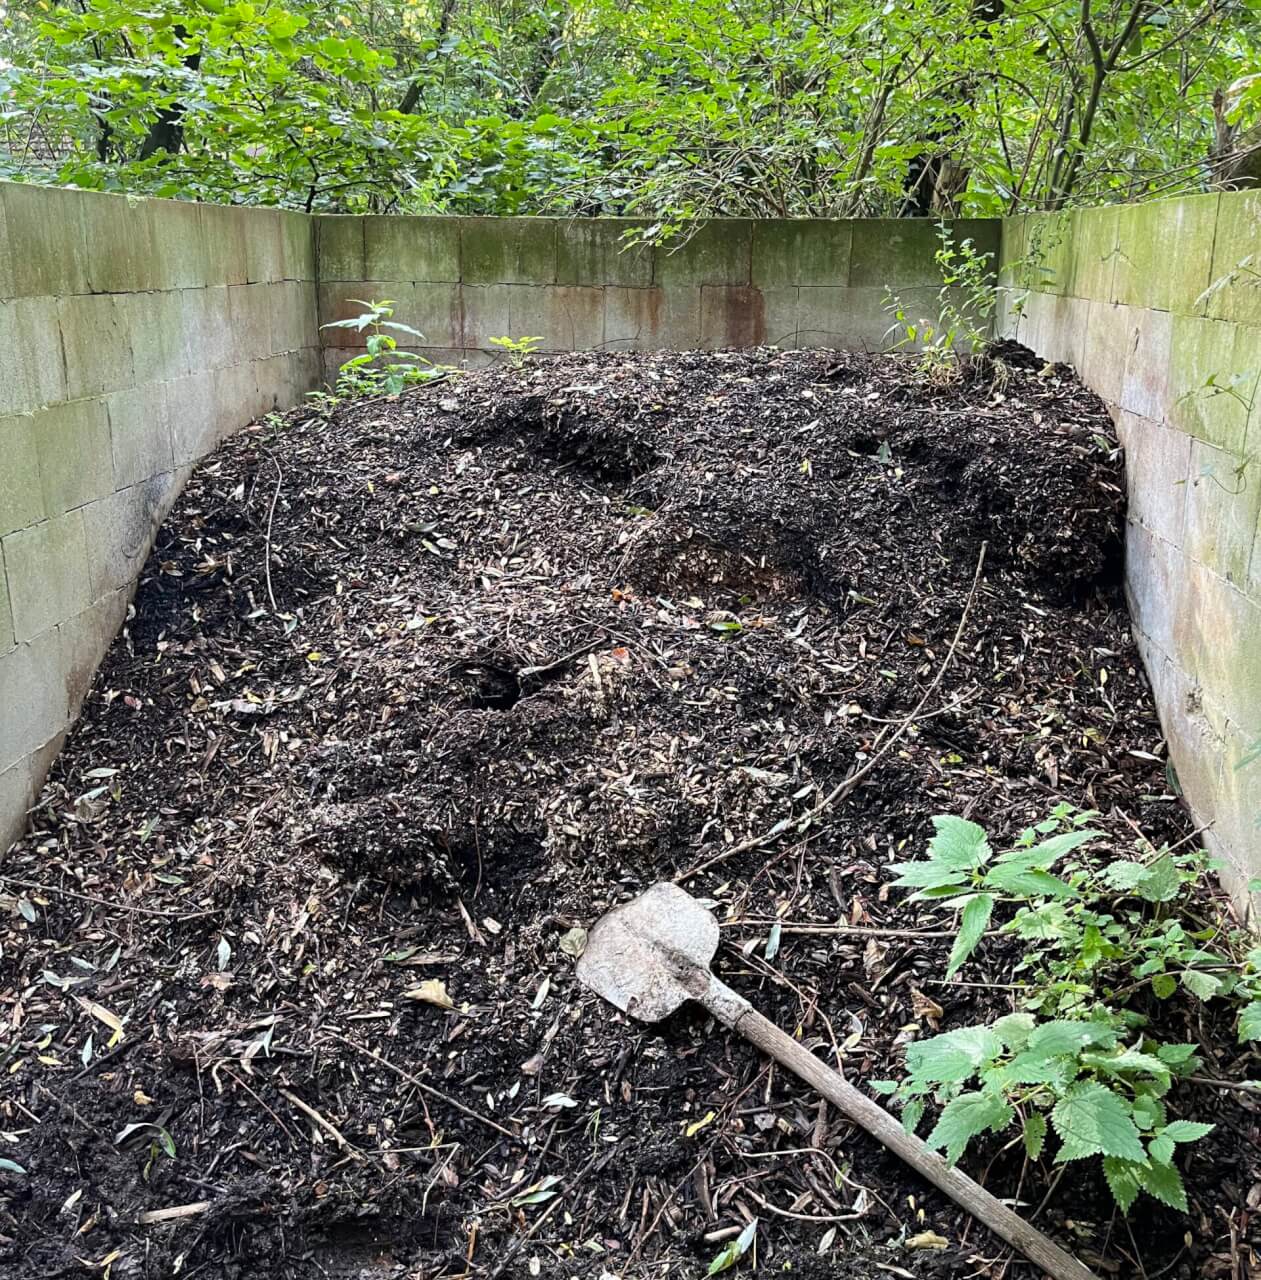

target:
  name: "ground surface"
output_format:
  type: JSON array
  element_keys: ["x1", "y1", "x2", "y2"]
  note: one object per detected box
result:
[{"x1": 1, "y1": 347, "x2": 1256, "y2": 1279}]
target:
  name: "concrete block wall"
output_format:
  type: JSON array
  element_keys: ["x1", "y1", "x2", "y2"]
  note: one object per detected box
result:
[
  {"x1": 0, "y1": 183, "x2": 319, "y2": 851},
  {"x1": 313, "y1": 215, "x2": 1001, "y2": 379},
  {"x1": 999, "y1": 192, "x2": 1261, "y2": 898}
]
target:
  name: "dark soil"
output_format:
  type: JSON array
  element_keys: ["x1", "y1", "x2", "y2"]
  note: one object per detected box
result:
[{"x1": 1, "y1": 347, "x2": 1257, "y2": 1280}]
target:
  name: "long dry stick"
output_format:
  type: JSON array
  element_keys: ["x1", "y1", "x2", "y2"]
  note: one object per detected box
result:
[{"x1": 678, "y1": 542, "x2": 988, "y2": 883}]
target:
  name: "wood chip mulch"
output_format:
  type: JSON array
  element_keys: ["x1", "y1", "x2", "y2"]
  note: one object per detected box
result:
[{"x1": 1, "y1": 346, "x2": 1256, "y2": 1279}]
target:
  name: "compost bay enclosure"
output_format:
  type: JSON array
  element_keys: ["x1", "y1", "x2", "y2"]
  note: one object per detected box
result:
[{"x1": 3, "y1": 37, "x2": 1261, "y2": 1273}]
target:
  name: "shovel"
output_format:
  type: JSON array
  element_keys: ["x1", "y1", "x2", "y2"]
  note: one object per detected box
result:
[{"x1": 577, "y1": 882, "x2": 1098, "y2": 1280}]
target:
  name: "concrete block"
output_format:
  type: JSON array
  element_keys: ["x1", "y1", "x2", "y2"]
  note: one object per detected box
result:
[
  {"x1": 1081, "y1": 299, "x2": 1133, "y2": 406},
  {"x1": 199, "y1": 203, "x2": 249, "y2": 287},
  {"x1": 0, "y1": 632, "x2": 66, "y2": 769},
  {"x1": 1, "y1": 182, "x2": 91, "y2": 297},
  {"x1": 1183, "y1": 441, "x2": 1260, "y2": 585},
  {"x1": 243, "y1": 207, "x2": 285, "y2": 284},
  {"x1": 1121, "y1": 414, "x2": 1190, "y2": 546},
  {"x1": 459, "y1": 284, "x2": 515, "y2": 349},
  {"x1": 1174, "y1": 559, "x2": 1261, "y2": 737},
  {"x1": 997, "y1": 215, "x2": 1026, "y2": 288},
  {"x1": 507, "y1": 285, "x2": 604, "y2": 351},
  {"x1": 105, "y1": 383, "x2": 174, "y2": 490},
  {"x1": 0, "y1": 297, "x2": 67, "y2": 415},
  {"x1": 60, "y1": 587, "x2": 128, "y2": 718},
  {"x1": 1018, "y1": 212, "x2": 1074, "y2": 298},
  {"x1": 81, "y1": 470, "x2": 180, "y2": 598},
  {"x1": 1166, "y1": 315, "x2": 1252, "y2": 453},
  {"x1": 1213, "y1": 722, "x2": 1261, "y2": 897},
  {"x1": 795, "y1": 285, "x2": 905, "y2": 351},
  {"x1": 364, "y1": 216, "x2": 461, "y2": 283},
  {"x1": 0, "y1": 732, "x2": 64, "y2": 853},
  {"x1": 0, "y1": 547, "x2": 12, "y2": 654},
  {"x1": 1067, "y1": 206, "x2": 1120, "y2": 300},
  {"x1": 149, "y1": 197, "x2": 207, "y2": 290},
  {"x1": 180, "y1": 286, "x2": 234, "y2": 373},
  {"x1": 654, "y1": 222, "x2": 751, "y2": 287},
  {"x1": 1112, "y1": 194, "x2": 1219, "y2": 313},
  {"x1": 81, "y1": 193, "x2": 158, "y2": 294},
  {"x1": 1205, "y1": 189, "x2": 1261, "y2": 326},
  {"x1": 753, "y1": 221, "x2": 850, "y2": 288},
  {"x1": 0, "y1": 187, "x2": 12, "y2": 299},
  {"x1": 604, "y1": 286, "x2": 702, "y2": 350},
  {"x1": 315, "y1": 216, "x2": 366, "y2": 281},
  {"x1": 166, "y1": 369, "x2": 218, "y2": 464},
  {"x1": 0, "y1": 416, "x2": 44, "y2": 536},
  {"x1": 461, "y1": 217, "x2": 558, "y2": 286},
  {"x1": 700, "y1": 286, "x2": 798, "y2": 350},
  {"x1": 58, "y1": 294, "x2": 134, "y2": 398},
  {"x1": 211, "y1": 363, "x2": 260, "y2": 444},
  {"x1": 318, "y1": 283, "x2": 463, "y2": 350},
  {"x1": 279, "y1": 211, "x2": 315, "y2": 283},
  {"x1": 1125, "y1": 521, "x2": 1182, "y2": 659},
  {"x1": 269, "y1": 281, "x2": 312, "y2": 354},
  {"x1": 1, "y1": 510, "x2": 91, "y2": 641},
  {"x1": 850, "y1": 219, "x2": 996, "y2": 290},
  {"x1": 32, "y1": 398, "x2": 114, "y2": 516},
  {"x1": 1119, "y1": 307, "x2": 1172, "y2": 421},
  {"x1": 120, "y1": 290, "x2": 187, "y2": 386},
  {"x1": 228, "y1": 283, "x2": 273, "y2": 363},
  {"x1": 556, "y1": 219, "x2": 653, "y2": 288}
]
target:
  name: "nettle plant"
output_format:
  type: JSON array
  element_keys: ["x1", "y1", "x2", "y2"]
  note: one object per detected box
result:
[
  {"x1": 320, "y1": 300, "x2": 449, "y2": 399},
  {"x1": 875, "y1": 808, "x2": 1261, "y2": 1213}
]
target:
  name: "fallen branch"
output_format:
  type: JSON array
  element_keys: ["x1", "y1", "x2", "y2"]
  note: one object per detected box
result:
[
  {"x1": 138, "y1": 1200, "x2": 212, "y2": 1226},
  {"x1": 278, "y1": 1087, "x2": 363, "y2": 1159}
]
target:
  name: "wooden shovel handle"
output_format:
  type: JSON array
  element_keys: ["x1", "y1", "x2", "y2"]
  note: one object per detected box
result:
[{"x1": 717, "y1": 997, "x2": 1099, "y2": 1280}]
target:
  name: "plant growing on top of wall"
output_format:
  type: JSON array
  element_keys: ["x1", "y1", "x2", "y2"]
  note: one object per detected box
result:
[
  {"x1": 874, "y1": 807, "x2": 1261, "y2": 1213},
  {"x1": 883, "y1": 223, "x2": 999, "y2": 384},
  {"x1": 320, "y1": 300, "x2": 450, "y2": 401}
]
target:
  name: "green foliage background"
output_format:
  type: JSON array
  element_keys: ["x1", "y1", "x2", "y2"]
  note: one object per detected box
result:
[{"x1": 0, "y1": 0, "x2": 1258, "y2": 217}]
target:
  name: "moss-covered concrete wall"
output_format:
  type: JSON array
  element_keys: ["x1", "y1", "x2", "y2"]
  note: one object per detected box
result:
[
  {"x1": 999, "y1": 193, "x2": 1261, "y2": 899},
  {"x1": 314, "y1": 215, "x2": 999, "y2": 377},
  {"x1": 0, "y1": 183, "x2": 319, "y2": 852}
]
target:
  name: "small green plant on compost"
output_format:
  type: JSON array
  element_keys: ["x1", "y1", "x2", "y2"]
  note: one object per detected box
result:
[
  {"x1": 319, "y1": 299, "x2": 448, "y2": 399},
  {"x1": 883, "y1": 222, "x2": 998, "y2": 383},
  {"x1": 874, "y1": 807, "x2": 1261, "y2": 1213},
  {"x1": 490, "y1": 334, "x2": 544, "y2": 369}
]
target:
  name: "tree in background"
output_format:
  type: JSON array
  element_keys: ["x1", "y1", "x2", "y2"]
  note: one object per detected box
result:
[{"x1": 0, "y1": 0, "x2": 1257, "y2": 218}]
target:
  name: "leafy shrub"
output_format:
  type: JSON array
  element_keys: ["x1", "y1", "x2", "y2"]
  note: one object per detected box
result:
[{"x1": 877, "y1": 807, "x2": 1261, "y2": 1213}]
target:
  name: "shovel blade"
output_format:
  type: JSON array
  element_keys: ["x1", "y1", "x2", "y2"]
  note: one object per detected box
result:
[{"x1": 577, "y1": 882, "x2": 719, "y2": 1022}]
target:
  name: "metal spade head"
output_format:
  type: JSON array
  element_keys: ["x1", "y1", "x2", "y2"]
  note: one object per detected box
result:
[{"x1": 576, "y1": 882, "x2": 719, "y2": 1022}]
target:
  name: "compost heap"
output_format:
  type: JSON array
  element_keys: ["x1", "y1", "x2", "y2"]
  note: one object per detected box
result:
[{"x1": 2, "y1": 347, "x2": 1256, "y2": 1280}]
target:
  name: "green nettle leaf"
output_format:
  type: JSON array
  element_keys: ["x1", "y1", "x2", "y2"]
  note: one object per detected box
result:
[
  {"x1": 999, "y1": 828, "x2": 1099, "y2": 868},
  {"x1": 887, "y1": 861, "x2": 969, "y2": 893},
  {"x1": 1135, "y1": 855, "x2": 1182, "y2": 903},
  {"x1": 1179, "y1": 969, "x2": 1223, "y2": 1001},
  {"x1": 946, "y1": 894, "x2": 994, "y2": 978},
  {"x1": 902, "y1": 1098, "x2": 925, "y2": 1135},
  {"x1": 1130, "y1": 1096, "x2": 1167, "y2": 1131},
  {"x1": 1138, "y1": 1159, "x2": 1188, "y2": 1212},
  {"x1": 983, "y1": 863, "x2": 1075, "y2": 898},
  {"x1": 1023, "y1": 1112, "x2": 1047, "y2": 1160},
  {"x1": 1024, "y1": 1020, "x2": 1117, "y2": 1060},
  {"x1": 1148, "y1": 1134, "x2": 1175, "y2": 1165},
  {"x1": 992, "y1": 1012, "x2": 1037, "y2": 1051},
  {"x1": 1160, "y1": 1120, "x2": 1214, "y2": 1143},
  {"x1": 1103, "y1": 1157, "x2": 1143, "y2": 1213},
  {"x1": 1050, "y1": 1082, "x2": 1146, "y2": 1163},
  {"x1": 906, "y1": 1025, "x2": 1002, "y2": 1085},
  {"x1": 870, "y1": 1080, "x2": 898, "y2": 1095},
  {"x1": 1238, "y1": 1001, "x2": 1261, "y2": 1042},
  {"x1": 926, "y1": 1092, "x2": 1014, "y2": 1165},
  {"x1": 1101, "y1": 860, "x2": 1150, "y2": 891},
  {"x1": 927, "y1": 815, "x2": 992, "y2": 871},
  {"x1": 1151, "y1": 973, "x2": 1178, "y2": 999}
]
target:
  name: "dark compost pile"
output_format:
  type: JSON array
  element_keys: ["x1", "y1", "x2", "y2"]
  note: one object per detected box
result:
[{"x1": 1, "y1": 347, "x2": 1257, "y2": 1279}]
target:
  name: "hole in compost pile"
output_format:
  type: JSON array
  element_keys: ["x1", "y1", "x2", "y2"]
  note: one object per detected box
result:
[{"x1": 457, "y1": 662, "x2": 523, "y2": 711}]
